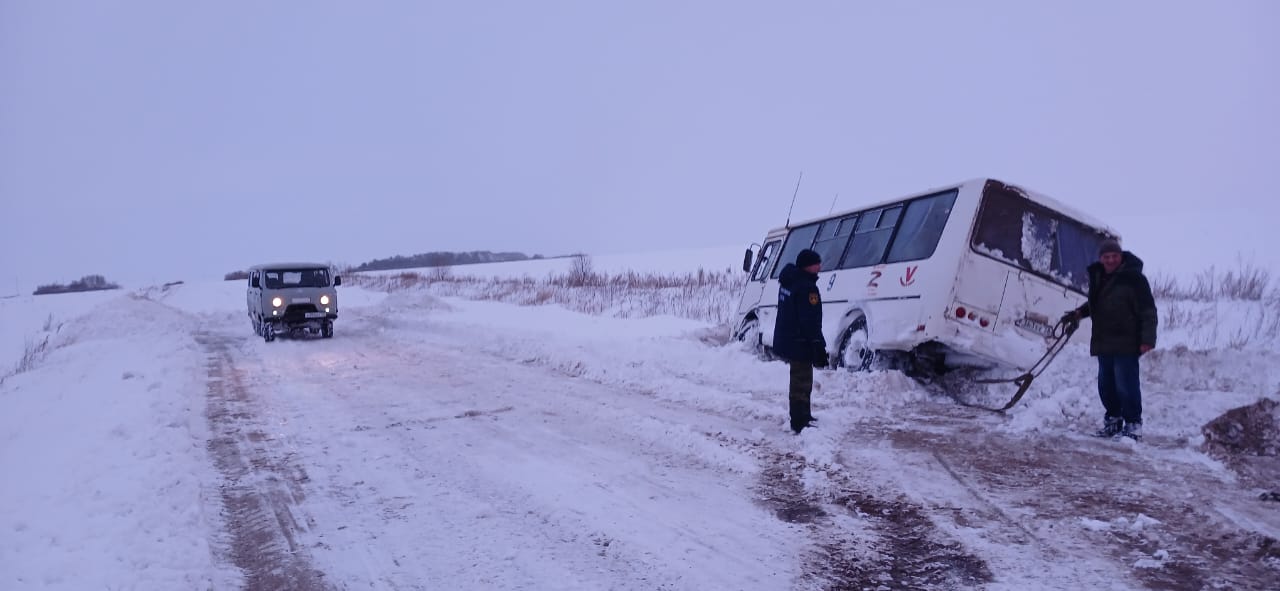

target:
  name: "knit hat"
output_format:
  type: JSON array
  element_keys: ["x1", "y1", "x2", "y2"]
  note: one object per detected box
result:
[
  {"x1": 1098, "y1": 238, "x2": 1122, "y2": 257},
  {"x1": 796, "y1": 248, "x2": 822, "y2": 269}
]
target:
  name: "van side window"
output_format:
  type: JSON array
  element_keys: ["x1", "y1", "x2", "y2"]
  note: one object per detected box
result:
[
  {"x1": 771, "y1": 223, "x2": 822, "y2": 278},
  {"x1": 840, "y1": 206, "x2": 902, "y2": 269},
  {"x1": 751, "y1": 240, "x2": 780, "y2": 281},
  {"x1": 886, "y1": 190, "x2": 958, "y2": 263}
]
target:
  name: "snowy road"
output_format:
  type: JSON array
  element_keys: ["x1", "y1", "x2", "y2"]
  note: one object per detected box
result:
[
  {"x1": 197, "y1": 306, "x2": 806, "y2": 590},
  {"x1": 6, "y1": 285, "x2": 1275, "y2": 590},
  {"x1": 188, "y1": 294, "x2": 1278, "y2": 590}
]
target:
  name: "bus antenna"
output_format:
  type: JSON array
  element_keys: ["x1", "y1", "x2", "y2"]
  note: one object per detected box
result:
[
  {"x1": 828, "y1": 192, "x2": 839, "y2": 215},
  {"x1": 785, "y1": 171, "x2": 804, "y2": 227}
]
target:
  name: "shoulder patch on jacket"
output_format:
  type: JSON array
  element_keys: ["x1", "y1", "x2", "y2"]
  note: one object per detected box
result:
[{"x1": 809, "y1": 293, "x2": 819, "y2": 306}]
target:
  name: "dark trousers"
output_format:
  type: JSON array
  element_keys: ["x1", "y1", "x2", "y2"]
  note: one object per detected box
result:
[
  {"x1": 789, "y1": 361, "x2": 813, "y2": 432},
  {"x1": 1097, "y1": 354, "x2": 1142, "y2": 424}
]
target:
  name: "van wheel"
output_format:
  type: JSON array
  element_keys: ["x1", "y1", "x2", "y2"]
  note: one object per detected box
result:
[
  {"x1": 321, "y1": 321, "x2": 333, "y2": 338},
  {"x1": 263, "y1": 323, "x2": 275, "y2": 343},
  {"x1": 837, "y1": 316, "x2": 875, "y2": 371},
  {"x1": 252, "y1": 316, "x2": 262, "y2": 335}
]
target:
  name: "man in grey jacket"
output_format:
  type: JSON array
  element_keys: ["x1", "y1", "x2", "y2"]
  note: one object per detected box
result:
[{"x1": 1063, "y1": 239, "x2": 1158, "y2": 440}]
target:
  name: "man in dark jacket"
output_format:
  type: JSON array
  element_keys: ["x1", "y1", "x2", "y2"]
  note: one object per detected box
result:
[
  {"x1": 774, "y1": 248, "x2": 827, "y2": 434},
  {"x1": 1062, "y1": 239, "x2": 1158, "y2": 440}
]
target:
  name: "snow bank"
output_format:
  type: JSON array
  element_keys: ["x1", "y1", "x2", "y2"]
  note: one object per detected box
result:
[
  {"x1": 0, "y1": 296, "x2": 237, "y2": 590},
  {"x1": 0, "y1": 290, "x2": 125, "y2": 377}
]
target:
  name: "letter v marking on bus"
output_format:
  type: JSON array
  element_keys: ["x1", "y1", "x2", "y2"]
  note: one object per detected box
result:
[{"x1": 900, "y1": 266, "x2": 918, "y2": 287}]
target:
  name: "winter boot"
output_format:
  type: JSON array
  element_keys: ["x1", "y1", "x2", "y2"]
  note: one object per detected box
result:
[
  {"x1": 801, "y1": 399, "x2": 816, "y2": 425},
  {"x1": 789, "y1": 399, "x2": 808, "y2": 434},
  {"x1": 1121, "y1": 422, "x2": 1142, "y2": 440},
  {"x1": 1094, "y1": 416, "x2": 1123, "y2": 438}
]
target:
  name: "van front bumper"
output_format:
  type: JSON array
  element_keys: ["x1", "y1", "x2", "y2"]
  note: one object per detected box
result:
[{"x1": 268, "y1": 308, "x2": 338, "y2": 325}]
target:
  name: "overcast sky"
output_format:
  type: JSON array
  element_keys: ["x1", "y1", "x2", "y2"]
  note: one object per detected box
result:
[{"x1": 2, "y1": 1, "x2": 1276, "y2": 289}]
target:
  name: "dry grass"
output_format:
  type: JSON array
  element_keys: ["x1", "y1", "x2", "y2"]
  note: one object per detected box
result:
[
  {"x1": 1148, "y1": 272, "x2": 1181, "y2": 301},
  {"x1": 348, "y1": 265, "x2": 747, "y2": 324},
  {"x1": 1151, "y1": 257, "x2": 1279, "y2": 349},
  {"x1": 346, "y1": 259, "x2": 1280, "y2": 350},
  {"x1": 1151, "y1": 256, "x2": 1272, "y2": 302},
  {"x1": 15, "y1": 335, "x2": 51, "y2": 374},
  {"x1": 1160, "y1": 301, "x2": 1198, "y2": 331},
  {"x1": 2, "y1": 315, "x2": 67, "y2": 388},
  {"x1": 1157, "y1": 287, "x2": 1280, "y2": 350}
]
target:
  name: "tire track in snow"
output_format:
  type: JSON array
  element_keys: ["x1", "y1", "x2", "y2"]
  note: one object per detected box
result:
[
  {"x1": 199, "y1": 332, "x2": 334, "y2": 591},
  {"x1": 852, "y1": 404, "x2": 1280, "y2": 590},
  {"x1": 407, "y1": 313, "x2": 993, "y2": 588},
  {"x1": 710, "y1": 432, "x2": 994, "y2": 590},
  {"x1": 345, "y1": 303, "x2": 1279, "y2": 588}
]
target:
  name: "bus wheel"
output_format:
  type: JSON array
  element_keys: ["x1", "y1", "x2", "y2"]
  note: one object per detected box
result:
[
  {"x1": 838, "y1": 316, "x2": 875, "y2": 372},
  {"x1": 737, "y1": 318, "x2": 762, "y2": 350}
]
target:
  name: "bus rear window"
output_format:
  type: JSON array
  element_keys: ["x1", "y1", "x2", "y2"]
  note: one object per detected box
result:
[{"x1": 971, "y1": 181, "x2": 1111, "y2": 293}]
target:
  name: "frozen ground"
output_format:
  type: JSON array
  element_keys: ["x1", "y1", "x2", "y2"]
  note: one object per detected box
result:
[{"x1": 1, "y1": 255, "x2": 1278, "y2": 590}]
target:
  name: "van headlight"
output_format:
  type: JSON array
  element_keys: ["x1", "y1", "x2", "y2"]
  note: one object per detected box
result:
[
  {"x1": 272, "y1": 297, "x2": 283, "y2": 308},
  {"x1": 320, "y1": 295, "x2": 330, "y2": 305}
]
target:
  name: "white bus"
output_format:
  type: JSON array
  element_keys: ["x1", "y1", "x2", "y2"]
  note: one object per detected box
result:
[{"x1": 734, "y1": 178, "x2": 1120, "y2": 374}]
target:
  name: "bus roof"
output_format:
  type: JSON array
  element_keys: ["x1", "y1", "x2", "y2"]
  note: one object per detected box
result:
[{"x1": 766, "y1": 177, "x2": 1121, "y2": 239}]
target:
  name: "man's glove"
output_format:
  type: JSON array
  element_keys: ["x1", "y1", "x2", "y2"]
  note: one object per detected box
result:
[
  {"x1": 1059, "y1": 310, "x2": 1082, "y2": 335},
  {"x1": 812, "y1": 343, "x2": 829, "y2": 369}
]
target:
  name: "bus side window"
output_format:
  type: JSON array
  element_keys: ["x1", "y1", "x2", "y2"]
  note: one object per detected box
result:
[
  {"x1": 812, "y1": 215, "x2": 857, "y2": 269},
  {"x1": 751, "y1": 240, "x2": 780, "y2": 281},
  {"x1": 840, "y1": 206, "x2": 901, "y2": 269},
  {"x1": 886, "y1": 190, "x2": 958, "y2": 264}
]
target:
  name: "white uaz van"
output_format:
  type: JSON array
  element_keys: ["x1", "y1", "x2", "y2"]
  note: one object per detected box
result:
[{"x1": 245, "y1": 262, "x2": 341, "y2": 342}]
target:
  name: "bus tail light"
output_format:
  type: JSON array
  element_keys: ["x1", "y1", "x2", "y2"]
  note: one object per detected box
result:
[{"x1": 951, "y1": 303, "x2": 995, "y2": 330}]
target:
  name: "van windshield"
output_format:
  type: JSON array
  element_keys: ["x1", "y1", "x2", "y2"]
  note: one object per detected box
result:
[
  {"x1": 264, "y1": 268, "x2": 331, "y2": 289},
  {"x1": 971, "y1": 181, "x2": 1112, "y2": 294}
]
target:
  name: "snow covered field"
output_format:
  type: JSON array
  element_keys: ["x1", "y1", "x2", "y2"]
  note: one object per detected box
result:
[
  {"x1": 2, "y1": 249, "x2": 1278, "y2": 590},
  {"x1": 353, "y1": 245, "x2": 748, "y2": 280}
]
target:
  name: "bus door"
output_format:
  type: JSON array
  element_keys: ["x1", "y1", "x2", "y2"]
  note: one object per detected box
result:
[
  {"x1": 740, "y1": 239, "x2": 781, "y2": 316},
  {"x1": 1003, "y1": 269, "x2": 1077, "y2": 341}
]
